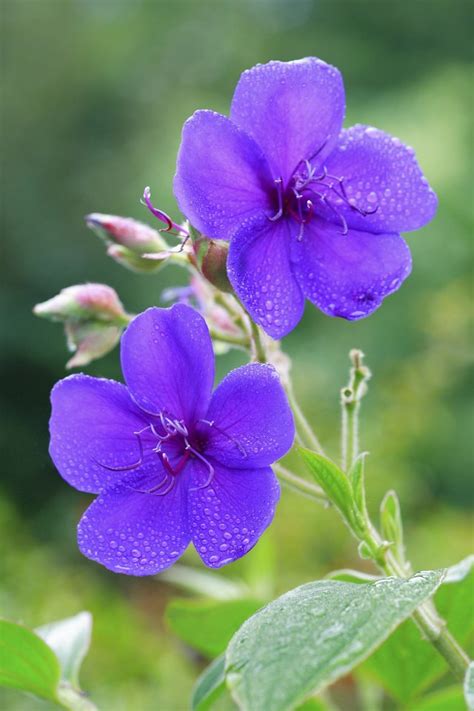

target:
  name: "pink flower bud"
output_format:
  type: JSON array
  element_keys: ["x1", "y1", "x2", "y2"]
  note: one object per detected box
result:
[
  {"x1": 85, "y1": 213, "x2": 167, "y2": 255},
  {"x1": 64, "y1": 322, "x2": 122, "y2": 369},
  {"x1": 34, "y1": 284, "x2": 131, "y2": 368},
  {"x1": 106, "y1": 244, "x2": 169, "y2": 274},
  {"x1": 34, "y1": 284, "x2": 128, "y2": 323}
]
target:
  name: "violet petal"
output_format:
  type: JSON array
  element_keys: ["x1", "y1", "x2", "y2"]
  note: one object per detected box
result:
[
  {"x1": 203, "y1": 363, "x2": 295, "y2": 469},
  {"x1": 77, "y1": 470, "x2": 190, "y2": 575},
  {"x1": 231, "y1": 58, "x2": 345, "y2": 182},
  {"x1": 188, "y1": 460, "x2": 280, "y2": 568},
  {"x1": 227, "y1": 215, "x2": 304, "y2": 339},
  {"x1": 121, "y1": 304, "x2": 214, "y2": 423},
  {"x1": 291, "y1": 218, "x2": 412, "y2": 320},
  {"x1": 49, "y1": 375, "x2": 147, "y2": 494},
  {"x1": 324, "y1": 124, "x2": 438, "y2": 234},
  {"x1": 174, "y1": 109, "x2": 273, "y2": 240}
]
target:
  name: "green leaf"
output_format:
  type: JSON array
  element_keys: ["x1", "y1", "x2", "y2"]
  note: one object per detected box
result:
[
  {"x1": 445, "y1": 554, "x2": 474, "y2": 582},
  {"x1": 327, "y1": 569, "x2": 381, "y2": 584},
  {"x1": 348, "y1": 452, "x2": 368, "y2": 518},
  {"x1": 465, "y1": 661, "x2": 474, "y2": 711},
  {"x1": 192, "y1": 654, "x2": 226, "y2": 711},
  {"x1": 160, "y1": 564, "x2": 249, "y2": 600},
  {"x1": 36, "y1": 611, "x2": 92, "y2": 688},
  {"x1": 298, "y1": 448, "x2": 363, "y2": 533},
  {"x1": 296, "y1": 699, "x2": 330, "y2": 710},
  {"x1": 379, "y1": 490, "x2": 404, "y2": 552},
  {"x1": 0, "y1": 619, "x2": 61, "y2": 702},
  {"x1": 363, "y1": 555, "x2": 474, "y2": 702},
  {"x1": 166, "y1": 598, "x2": 261, "y2": 658},
  {"x1": 407, "y1": 685, "x2": 466, "y2": 711},
  {"x1": 225, "y1": 570, "x2": 444, "y2": 711}
]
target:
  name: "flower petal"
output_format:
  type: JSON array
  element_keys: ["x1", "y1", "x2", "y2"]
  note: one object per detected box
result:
[
  {"x1": 323, "y1": 125, "x2": 438, "y2": 234},
  {"x1": 292, "y1": 218, "x2": 412, "y2": 320},
  {"x1": 49, "y1": 374, "x2": 147, "y2": 493},
  {"x1": 227, "y1": 215, "x2": 304, "y2": 339},
  {"x1": 77, "y1": 471, "x2": 191, "y2": 575},
  {"x1": 121, "y1": 304, "x2": 214, "y2": 424},
  {"x1": 174, "y1": 110, "x2": 273, "y2": 240},
  {"x1": 231, "y1": 58, "x2": 345, "y2": 183},
  {"x1": 188, "y1": 460, "x2": 280, "y2": 568},
  {"x1": 202, "y1": 363, "x2": 294, "y2": 469}
]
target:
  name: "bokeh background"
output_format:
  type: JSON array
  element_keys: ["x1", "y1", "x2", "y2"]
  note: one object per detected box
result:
[{"x1": 1, "y1": 0, "x2": 473, "y2": 708}]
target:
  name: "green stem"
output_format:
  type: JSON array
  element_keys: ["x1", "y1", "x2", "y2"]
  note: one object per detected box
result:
[
  {"x1": 208, "y1": 328, "x2": 250, "y2": 348},
  {"x1": 275, "y1": 464, "x2": 327, "y2": 505},
  {"x1": 361, "y1": 522, "x2": 470, "y2": 681},
  {"x1": 286, "y1": 383, "x2": 325, "y2": 455},
  {"x1": 341, "y1": 350, "x2": 370, "y2": 470},
  {"x1": 341, "y1": 401, "x2": 360, "y2": 470},
  {"x1": 249, "y1": 319, "x2": 267, "y2": 363}
]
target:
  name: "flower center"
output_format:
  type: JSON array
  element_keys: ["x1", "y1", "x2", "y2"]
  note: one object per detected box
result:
[
  {"x1": 268, "y1": 160, "x2": 379, "y2": 239},
  {"x1": 94, "y1": 411, "x2": 217, "y2": 496}
]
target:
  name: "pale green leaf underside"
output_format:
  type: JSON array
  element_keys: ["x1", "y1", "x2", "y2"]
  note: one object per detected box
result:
[
  {"x1": 225, "y1": 571, "x2": 444, "y2": 711},
  {"x1": 36, "y1": 611, "x2": 92, "y2": 688},
  {"x1": 465, "y1": 661, "x2": 474, "y2": 711},
  {"x1": 192, "y1": 654, "x2": 226, "y2": 711}
]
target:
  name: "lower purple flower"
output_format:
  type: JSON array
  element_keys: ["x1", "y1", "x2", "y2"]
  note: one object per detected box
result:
[{"x1": 49, "y1": 304, "x2": 295, "y2": 575}]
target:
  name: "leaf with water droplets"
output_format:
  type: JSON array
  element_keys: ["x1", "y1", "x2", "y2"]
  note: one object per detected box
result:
[
  {"x1": 225, "y1": 571, "x2": 444, "y2": 711},
  {"x1": 363, "y1": 556, "x2": 473, "y2": 703}
]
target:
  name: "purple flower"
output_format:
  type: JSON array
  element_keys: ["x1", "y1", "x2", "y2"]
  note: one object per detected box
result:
[
  {"x1": 174, "y1": 58, "x2": 437, "y2": 339},
  {"x1": 49, "y1": 304, "x2": 294, "y2": 575}
]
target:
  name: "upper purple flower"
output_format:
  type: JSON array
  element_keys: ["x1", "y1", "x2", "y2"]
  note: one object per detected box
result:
[
  {"x1": 49, "y1": 304, "x2": 294, "y2": 575},
  {"x1": 174, "y1": 58, "x2": 437, "y2": 339}
]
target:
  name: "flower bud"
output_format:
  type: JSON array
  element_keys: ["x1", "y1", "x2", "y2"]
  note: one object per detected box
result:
[
  {"x1": 34, "y1": 284, "x2": 131, "y2": 368},
  {"x1": 106, "y1": 244, "x2": 169, "y2": 274},
  {"x1": 85, "y1": 213, "x2": 167, "y2": 255},
  {"x1": 64, "y1": 321, "x2": 122, "y2": 369},
  {"x1": 200, "y1": 241, "x2": 233, "y2": 293},
  {"x1": 34, "y1": 284, "x2": 128, "y2": 324}
]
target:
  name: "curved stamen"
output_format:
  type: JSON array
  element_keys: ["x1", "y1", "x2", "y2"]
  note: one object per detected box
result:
[
  {"x1": 307, "y1": 168, "x2": 379, "y2": 218},
  {"x1": 141, "y1": 186, "x2": 189, "y2": 237},
  {"x1": 186, "y1": 442, "x2": 215, "y2": 491},
  {"x1": 134, "y1": 475, "x2": 176, "y2": 497},
  {"x1": 129, "y1": 472, "x2": 169, "y2": 495},
  {"x1": 268, "y1": 178, "x2": 284, "y2": 222},
  {"x1": 198, "y1": 419, "x2": 247, "y2": 458},
  {"x1": 307, "y1": 189, "x2": 348, "y2": 235},
  {"x1": 158, "y1": 450, "x2": 190, "y2": 477},
  {"x1": 92, "y1": 432, "x2": 144, "y2": 472}
]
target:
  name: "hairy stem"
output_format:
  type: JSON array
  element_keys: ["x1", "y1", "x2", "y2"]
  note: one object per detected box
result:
[
  {"x1": 208, "y1": 328, "x2": 250, "y2": 348},
  {"x1": 249, "y1": 319, "x2": 267, "y2": 363},
  {"x1": 286, "y1": 383, "x2": 325, "y2": 455},
  {"x1": 340, "y1": 350, "x2": 370, "y2": 470},
  {"x1": 275, "y1": 463, "x2": 327, "y2": 505},
  {"x1": 361, "y1": 522, "x2": 470, "y2": 680}
]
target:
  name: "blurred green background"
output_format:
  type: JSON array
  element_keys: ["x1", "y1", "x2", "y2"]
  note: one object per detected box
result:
[{"x1": 1, "y1": 0, "x2": 473, "y2": 708}]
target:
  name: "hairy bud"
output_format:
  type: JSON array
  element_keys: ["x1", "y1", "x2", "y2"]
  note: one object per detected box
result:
[{"x1": 34, "y1": 284, "x2": 130, "y2": 368}]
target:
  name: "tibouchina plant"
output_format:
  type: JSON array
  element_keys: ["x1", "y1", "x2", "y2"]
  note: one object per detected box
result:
[{"x1": 29, "y1": 58, "x2": 471, "y2": 711}]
